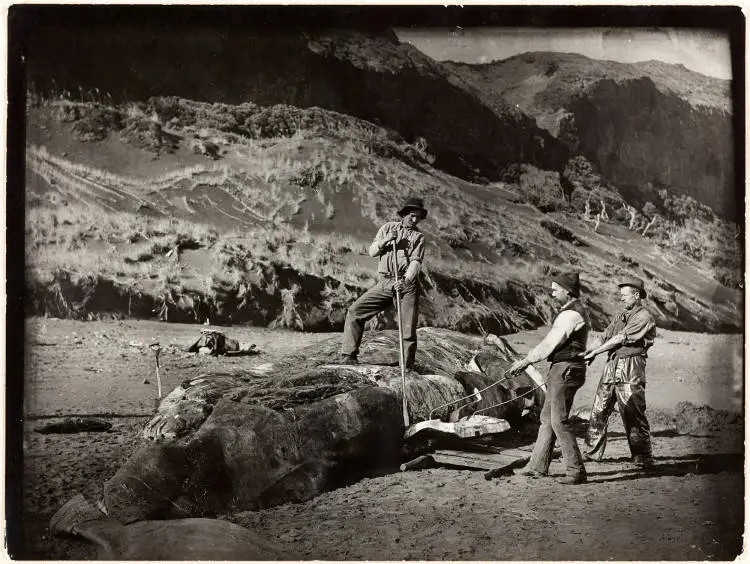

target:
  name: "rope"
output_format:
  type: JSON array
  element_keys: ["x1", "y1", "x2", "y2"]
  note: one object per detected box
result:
[
  {"x1": 427, "y1": 369, "x2": 515, "y2": 420},
  {"x1": 472, "y1": 381, "x2": 547, "y2": 415}
]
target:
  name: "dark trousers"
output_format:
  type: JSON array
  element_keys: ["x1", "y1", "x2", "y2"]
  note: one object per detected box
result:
[
  {"x1": 585, "y1": 355, "x2": 652, "y2": 460},
  {"x1": 341, "y1": 276, "x2": 419, "y2": 367},
  {"x1": 527, "y1": 361, "x2": 586, "y2": 477}
]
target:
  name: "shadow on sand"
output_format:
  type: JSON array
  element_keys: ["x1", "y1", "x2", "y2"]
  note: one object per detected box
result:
[{"x1": 588, "y1": 452, "x2": 743, "y2": 483}]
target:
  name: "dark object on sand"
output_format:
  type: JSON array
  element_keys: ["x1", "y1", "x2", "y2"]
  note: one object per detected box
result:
[
  {"x1": 673, "y1": 401, "x2": 742, "y2": 436},
  {"x1": 49, "y1": 494, "x2": 292, "y2": 560},
  {"x1": 94, "y1": 328, "x2": 544, "y2": 524},
  {"x1": 185, "y1": 330, "x2": 257, "y2": 356},
  {"x1": 35, "y1": 418, "x2": 112, "y2": 434},
  {"x1": 105, "y1": 386, "x2": 404, "y2": 523}
]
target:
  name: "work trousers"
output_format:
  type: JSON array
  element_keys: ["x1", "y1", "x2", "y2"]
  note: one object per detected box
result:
[
  {"x1": 527, "y1": 361, "x2": 586, "y2": 478},
  {"x1": 585, "y1": 355, "x2": 652, "y2": 461},
  {"x1": 341, "y1": 276, "x2": 419, "y2": 367}
]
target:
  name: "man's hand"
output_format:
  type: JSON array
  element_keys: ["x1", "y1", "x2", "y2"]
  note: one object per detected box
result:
[
  {"x1": 583, "y1": 349, "x2": 597, "y2": 361},
  {"x1": 393, "y1": 279, "x2": 409, "y2": 294},
  {"x1": 509, "y1": 358, "x2": 530, "y2": 375},
  {"x1": 380, "y1": 233, "x2": 398, "y2": 249}
]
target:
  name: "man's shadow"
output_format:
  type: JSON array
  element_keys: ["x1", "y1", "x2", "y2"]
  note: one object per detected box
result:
[{"x1": 587, "y1": 452, "x2": 743, "y2": 483}]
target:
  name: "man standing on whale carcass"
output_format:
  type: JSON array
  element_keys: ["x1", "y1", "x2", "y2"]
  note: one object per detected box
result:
[
  {"x1": 339, "y1": 197, "x2": 427, "y2": 368},
  {"x1": 582, "y1": 276, "x2": 657, "y2": 469},
  {"x1": 508, "y1": 272, "x2": 591, "y2": 485}
]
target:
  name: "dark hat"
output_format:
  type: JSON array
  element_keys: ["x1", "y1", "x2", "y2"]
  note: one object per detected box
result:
[
  {"x1": 398, "y1": 197, "x2": 428, "y2": 219},
  {"x1": 552, "y1": 272, "x2": 580, "y2": 297},
  {"x1": 618, "y1": 276, "x2": 647, "y2": 298}
]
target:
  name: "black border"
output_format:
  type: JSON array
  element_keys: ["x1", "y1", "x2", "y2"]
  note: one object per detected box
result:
[{"x1": 5, "y1": 5, "x2": 745, "y2": 558}]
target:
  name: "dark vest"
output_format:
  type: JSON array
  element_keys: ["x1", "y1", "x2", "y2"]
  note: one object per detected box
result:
[{"x1": 549, "y1": 300, "x2": 590, "y2": 364}]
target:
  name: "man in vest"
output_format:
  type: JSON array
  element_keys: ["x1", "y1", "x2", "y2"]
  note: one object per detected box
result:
[
  {"x1": 508, "y1": 272, "x2": 590, "y2": 485},
  {"x1": 339, "y1": 197, "x2": 427, "y2": 368},
  {"x1": 582, "y1": 276, "x2": 657, "y2": 468}
]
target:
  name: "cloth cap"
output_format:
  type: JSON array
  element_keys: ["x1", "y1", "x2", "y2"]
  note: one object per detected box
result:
[{"x1": 552, "y1": 272, "x2": 580, "y2": 297}]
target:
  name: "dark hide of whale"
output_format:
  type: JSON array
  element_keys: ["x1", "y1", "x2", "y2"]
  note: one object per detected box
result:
[{"x1": 98, "y1": 328, "x2": 544, "y2": 524}]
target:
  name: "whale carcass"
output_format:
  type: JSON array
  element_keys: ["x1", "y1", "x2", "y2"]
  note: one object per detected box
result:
[{"x1": 97, "y1": 328, "x2": 545, "y2": 524}]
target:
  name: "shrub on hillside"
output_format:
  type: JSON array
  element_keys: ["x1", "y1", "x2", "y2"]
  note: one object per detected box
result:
[
  {"x1": 51, "y1": 101, "x2": 81, "y2": 123},
  {"x1": 245, "y1": 105, "x2": 309, "y2": 138},
  {"x1": 71, "y1": 106, "x2": 124, "y2": 141},
  {"x1": 500, "y1": 163, "x2": 523, "y2": 185},
  {"x1": 658, "y1": 189, "x2": 714, "y2": 224},
  {"x1": 148, "y1": 97, "x2": 258, "y2": 134},
  {"x1": 563, "y1": 155, "x2": 601, "y2": 192},
  {"x1": 189, "y1": 137, "x2": 221, "y2": 159},
  {"x1": 119, "y1": 116, "x2": 176, "y2": 155},
  {"x1": 518, "y1": 165, "x2": 567, "y2": 213}
]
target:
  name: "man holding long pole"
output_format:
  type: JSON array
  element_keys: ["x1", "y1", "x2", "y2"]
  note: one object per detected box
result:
[{"x1": 339, "y1": 197, "x2": 427, "y2": 371}]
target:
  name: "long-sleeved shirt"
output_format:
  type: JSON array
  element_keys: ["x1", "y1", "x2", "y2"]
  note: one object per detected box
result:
[
  {"x1": 525, "y1": 300, "x2": 586, "y2": 364},
  {"x1": 369, "y1": 221, "x2": 425, "y2": 280},
  {"x1": 601, "y1": 305, "x2": 656, "y2": 357}
]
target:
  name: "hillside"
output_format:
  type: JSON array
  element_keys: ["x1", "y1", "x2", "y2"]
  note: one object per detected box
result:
[
  {"x1": 26, "y1": 26, "x2": 567, "y2": 186},
  {"x1": 24, "y1": 97, "x2": 743, "y2": 334},
  {"x1": 444, "y1": 52, "x2": 736, "y2": 218}
]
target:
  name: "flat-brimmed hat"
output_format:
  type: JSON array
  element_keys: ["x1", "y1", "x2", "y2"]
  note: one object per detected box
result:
[
  {"x1": 398, "y1": 197, "x2": 428, "y2": 219},
  {"x1": 618, "y1": 276, "x2": 647, "y2": 298},
  {"x1": 552, "y1": 272, "x2": 580, "y2": 298}
]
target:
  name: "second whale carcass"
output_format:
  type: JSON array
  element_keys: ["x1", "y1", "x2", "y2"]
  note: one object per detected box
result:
[{"x1": 101, "y1": 327, "x2": 545, "y2": 524}]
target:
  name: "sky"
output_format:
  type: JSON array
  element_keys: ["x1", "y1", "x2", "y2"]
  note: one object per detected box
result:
[{"x1": 395, "y1": 28, "x2": 732, "y2": 80}]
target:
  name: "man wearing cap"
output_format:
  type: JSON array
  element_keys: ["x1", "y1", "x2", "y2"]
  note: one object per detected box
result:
[
  {"x1": 508, "y1": 272, "x2": 591, "y2": 485},
  {"x1": 339, "y1": 197, "x2": 427, "y2": 368},
  {"x1": 582, "y1": 276, "x2": 657, "y2": 467}
]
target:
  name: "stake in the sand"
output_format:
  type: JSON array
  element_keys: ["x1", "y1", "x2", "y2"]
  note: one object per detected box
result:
[
  {"x1": 150, "y1": 343, "x2": 162, "y2": 400},
  {"x1": 393, "y1": 240, "x2": 409, "y2": 427}
]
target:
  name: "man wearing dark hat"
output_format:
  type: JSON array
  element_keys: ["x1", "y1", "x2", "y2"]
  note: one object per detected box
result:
[
  {"x1": 508, "y1": 272, "x2": 591, "y2": 485},
  {"x1": 582, "y1": 276, "x2": 657, "y2": 468},
  {"x1": 339, "y1": 197, "x2": 427, "y2": 368}
]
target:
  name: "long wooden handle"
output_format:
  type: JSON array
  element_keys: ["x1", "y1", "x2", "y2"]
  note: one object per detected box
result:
[
  {"x1": 152, "y1": 346, "x2": 163, "y2": 400},
  {"x1": 393, "y1": 241, "x2": 410, "y2": 428}
]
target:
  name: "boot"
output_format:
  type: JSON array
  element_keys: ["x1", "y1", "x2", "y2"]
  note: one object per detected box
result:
[
  {"x1": 556, "y1": 473, "x2": 587, "y2": 485},
  {"x1": 513, "y1": 465, "x2": 548, "y2": 478},
  {"x1": 632, "y1": 454, "x2": 655, "y2": 468},
  {"x1": 338, "y1": 354, "x2": 359, "y2": 366}
]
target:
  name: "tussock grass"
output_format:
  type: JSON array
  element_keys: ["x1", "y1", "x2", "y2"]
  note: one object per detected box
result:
[{"x1": 25, "y1": 94, "x2": 741, "y2": 332}]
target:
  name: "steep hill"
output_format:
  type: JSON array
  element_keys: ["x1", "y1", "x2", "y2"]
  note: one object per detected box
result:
[
  {"x1": 24, "y1": 98, "x2": 742, "y2": 334},
  {"x1": 26, "y1": 26, "x2": 567, "y2": 186},
  {"x1": 445, "y1": 52, "x2": 735, "y2": 218}
]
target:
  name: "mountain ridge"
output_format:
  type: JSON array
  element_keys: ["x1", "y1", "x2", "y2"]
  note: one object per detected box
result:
[
  {"x1": 444, "y1": 51, "x2": 735, "y2": 218},
  {"x1": 444, "y1": 51, "x2": 731, "y2": 112}
]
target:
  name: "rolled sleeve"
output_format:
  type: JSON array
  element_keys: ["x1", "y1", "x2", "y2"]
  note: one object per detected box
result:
[
  {"x1": 602, "y1": 317, "x2": 619, "y2": 341},
  {"x1": 621, "y1": 310, "x2": 656, "y2": 344}
]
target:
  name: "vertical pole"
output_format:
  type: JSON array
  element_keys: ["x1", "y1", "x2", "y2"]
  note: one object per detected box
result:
[{"x1": 393, "y1": 240, "x2": 410, "y2": 428}]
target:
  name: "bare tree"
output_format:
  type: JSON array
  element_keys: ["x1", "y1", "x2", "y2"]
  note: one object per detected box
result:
[
  {"x1": 625, "y1": 204, "x2": 637, "y2": 230},
  {"x1": 642, "y1": 216, "x2": 657, "y2": 237},
  {"x1": 599, "y1": 198, "x2": 609, "y2": 221}
]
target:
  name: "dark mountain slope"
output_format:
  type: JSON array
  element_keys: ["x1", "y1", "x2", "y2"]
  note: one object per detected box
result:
[
  {"x1": 26, "y1": 26, "x2": 568, "y2": 184},
  {"x1": 445, "y1": 52, "x2": 735, "y2": 219},
  {"x1": 24, "y1": 98, "x2": 742, "y2": 334}
]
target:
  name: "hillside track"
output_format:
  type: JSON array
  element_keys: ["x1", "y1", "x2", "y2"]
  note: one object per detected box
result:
[{"x1": 18, "y1": 318, "x2": 744, "y2": 560}]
